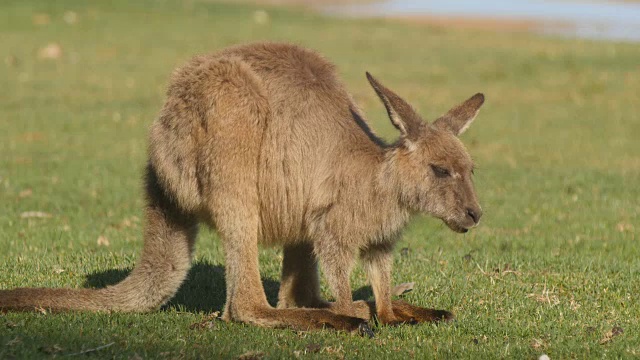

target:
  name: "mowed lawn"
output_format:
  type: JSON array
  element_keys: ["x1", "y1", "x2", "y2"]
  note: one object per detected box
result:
[{"x1": 1, "y1": 0, "x2": 639, "y2": 358}]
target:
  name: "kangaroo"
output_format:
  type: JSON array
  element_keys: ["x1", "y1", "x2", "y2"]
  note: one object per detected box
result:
[{"x1": 0, "y1": 43, "x2": 484, "y2": 335}]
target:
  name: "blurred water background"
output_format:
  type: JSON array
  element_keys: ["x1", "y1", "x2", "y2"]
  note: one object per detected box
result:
[{"x1": 324, "y1": 0, "x2": 640, "y2": 42}]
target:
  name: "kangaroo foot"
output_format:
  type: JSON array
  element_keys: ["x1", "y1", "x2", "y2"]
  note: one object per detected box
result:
[
  {"x1": 229, "y1": 306, "x2": 374, "y2": 336},
  {"x1": 362, "y1": 300, "x2": 453, "y2": 326},
  {"x1": 389, "y1": 300, "x2": 454, "y2": 324},
  {"x1": 323, "y1": 300, "x2": 372, "y2": 320}
]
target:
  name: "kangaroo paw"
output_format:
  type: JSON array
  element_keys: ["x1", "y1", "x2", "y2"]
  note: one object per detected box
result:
[{"x1": 358, "y1": 321, "x2": 375, "y2": 338}]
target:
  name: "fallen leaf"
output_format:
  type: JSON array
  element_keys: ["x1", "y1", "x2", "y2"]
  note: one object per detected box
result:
[
  {"x1": 531, "y1": 338, "x2": 545, "y2": 350},
  {"x1": 39, "y1": 344, "x2": 63, "y2": 355},
  {"x1": 526, "y1": 285, "x2": 559, "y2": 305},
  {"x1": 20, "y1": 211, "x2": 52, "y2": 219},
  {"x1": 113, "y1": 216, "x2": 139, "y2": 229},
  {"x1": 18, "y1": 189, "x2": 32, "y2": 198},
  {"x1": 612, "y1": 326, "x2": 624, "y2": 336},
  {"x1": 616, "y1": 222, "x2": 634, "y2": 232},
  {"x1": 569, "y1": 296, "x2": 581, "y2": 311},
  {"x1": 5, "y1": 55, "x2": 18, "y2": 67},
  {"x1": 38, "y1": 43, "x2": 63, "y2": 60},
  {"x1": 5, "y1": 321, "x2": 18, "y2": 329},
  {"x1": 190, "y1": 311, "x2": 220, "y2": 330},
  {"x1": 400, "y1": 247, "x2": 410, "y2": 257},
  {"x1": 392, "y1": 282, "x2": 414, "y2": 296},
  {"x1": 322, "y1": 346, "x2": 344, "y2": 356},
  {"x1": 63, "y1": 11, "x2": 78, "y2": 24},
  {"x1": 97, "y1": 235, "x2": 110, "y2": 247},
  {"x1": 6, "y1": 336, "x2": 22, "y2": 347},
  {"x1": 190, "y1": 320, "x2": 216, "y2": 330},
  {"x1": 32, "y1": 13, "x2": 50, "y2": 26},
  {"x1": 18, "y1": 132, "x2": 46, "y2": 143},
  {"x1": 600, "y1": 326, "x2": 624, "y2": 344},
  {"x1": 304, "y1": 343, "x2": 322, "y2": 353},
  {"x1": 237, "y1": 351, "x2": 264, "y2": 360},
  {"x1": 35, "y1": 306, "x2": 47, "y2": 315},
  {"x1": 253, "y1": 10, "x2": 269, "y2": 25}
]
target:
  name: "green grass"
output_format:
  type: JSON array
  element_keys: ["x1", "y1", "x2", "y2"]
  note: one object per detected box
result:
[{"x1": 1, "y1": 0, "x2": 639, "y2": 358}]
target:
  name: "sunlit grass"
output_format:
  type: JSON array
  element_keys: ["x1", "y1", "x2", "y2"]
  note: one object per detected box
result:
[{"x1": 1, "y1": 0, "x2": 638, "y2": 358}]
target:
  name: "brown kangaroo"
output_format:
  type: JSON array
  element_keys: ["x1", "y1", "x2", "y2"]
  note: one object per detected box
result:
[{"x1": 0, "y1": 43, "x2": 484, "y2": 335}]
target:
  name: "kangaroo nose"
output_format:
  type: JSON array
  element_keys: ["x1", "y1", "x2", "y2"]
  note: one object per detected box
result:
[{"x1": 466, "y1": 207, "x2": 482, "y2": 224}]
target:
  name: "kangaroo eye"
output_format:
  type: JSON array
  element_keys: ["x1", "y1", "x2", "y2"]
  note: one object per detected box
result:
[{"x1": 430, "y1": 164, "x2": 451, "y2": 178}]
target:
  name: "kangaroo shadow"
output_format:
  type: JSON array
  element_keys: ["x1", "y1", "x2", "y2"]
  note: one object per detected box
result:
[
  {"x1": 84, "y1": 262, "x2": 264, "y2": 312},
  {"x1": 84, "y1": 261, "x2": 374, "y2": 313}
]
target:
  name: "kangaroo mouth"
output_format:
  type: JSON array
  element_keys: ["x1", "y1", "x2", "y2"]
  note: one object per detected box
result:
[{"x1": 444, "y1": 220, "x2": 469, "y2": 233}]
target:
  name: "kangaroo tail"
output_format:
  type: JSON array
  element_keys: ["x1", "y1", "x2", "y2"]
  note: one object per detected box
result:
[{"x1": 0, "y1": 165, "x2": 198, "y2": 312}]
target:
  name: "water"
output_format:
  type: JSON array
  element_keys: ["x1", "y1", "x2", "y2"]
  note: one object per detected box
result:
[{"x1": 325, "y1": 0, "x2": 640, "y2": 42}]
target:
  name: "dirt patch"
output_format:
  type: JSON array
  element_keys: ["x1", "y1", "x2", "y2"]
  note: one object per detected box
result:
[
  {"x1": 393, "y1": 15, "x2": 570, "y2": 33},
  {"x1": 398, "y1": 15, "x2": 539, "y2": 32},
  {"x1": 206, "y1": 0, "x2": 375, "y2": 5},
  {"x1": 209, "y1": 0, "x2": 568, "y2": 33}
]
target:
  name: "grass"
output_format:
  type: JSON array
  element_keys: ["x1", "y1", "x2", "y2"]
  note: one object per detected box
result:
[{"x1": 1, "y1": 0, "x2": 639, "y2": 358}]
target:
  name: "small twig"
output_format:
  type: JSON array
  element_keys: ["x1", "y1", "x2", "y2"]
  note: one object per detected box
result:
[
  {"x1": 474, "y1": 261, "x2": 487, "y2": 275},
  {"x1": 66, "y1": 342, "x2": 115, "y2": 356}
]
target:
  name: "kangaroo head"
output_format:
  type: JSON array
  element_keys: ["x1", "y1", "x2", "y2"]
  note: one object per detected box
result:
[{"x1": 367, "y1": 72, "x2": 484, "y2": 233}]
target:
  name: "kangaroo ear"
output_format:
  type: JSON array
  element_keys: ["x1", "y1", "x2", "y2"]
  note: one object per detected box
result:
[
  {"x1": 366, "y1": 72, "x2": 424, "y2": 138},
  {"x1": 433, "y1": 93, "x2": 485, "y2": 136}
]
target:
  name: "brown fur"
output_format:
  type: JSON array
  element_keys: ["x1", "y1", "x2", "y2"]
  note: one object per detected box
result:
[{"x1": 0, "y1": 43, "x2": 484, "y2": 333}]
